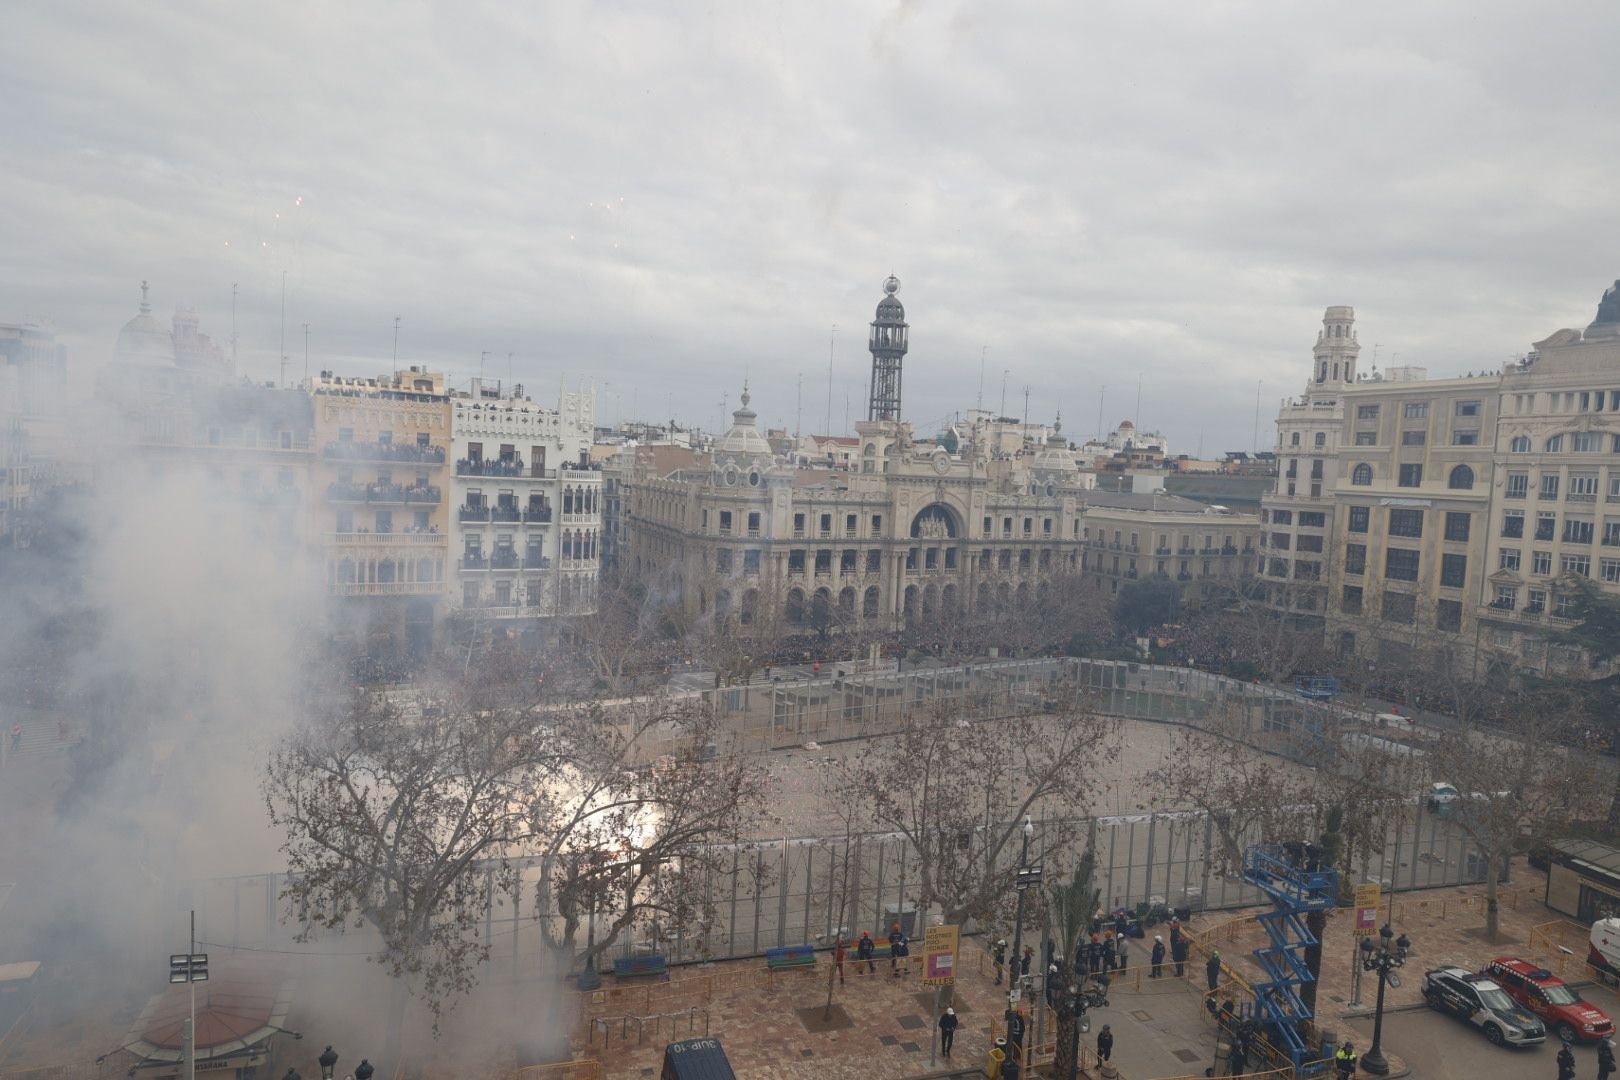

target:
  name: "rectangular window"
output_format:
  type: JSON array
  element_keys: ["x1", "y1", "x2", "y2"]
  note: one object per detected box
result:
[
  {"x1": 867, "y1": 549, "x2": 882, "y2": 572},
  {"x1": 1003, "y1": 517, "x2": 1013, "y2": 536},
  {"x1": 1563, "y1": 554, "x2": 1592, "y2": 577},
  {"x1": 1602, "y1": 558, "x2": 1620, "y2": 583},
  {"x1": 1540, "y1": 474, "x2": 1560, "y2": 499},
  {"x1": 1019, "y1": 550, "x2": 1032, "y2": 568},
  {"x1": 846, "y1": 513, "x2": 857, "y2": 534},
  {"x1": 744, "y1": 550, "x2": 761, "y2": 573},
  {"x1": 1444, "y1": 512, "x2": 1471, "y2": 542},
  {"x1": 1604, "y1": 519, "x2": 1620, "y2": 546},
  {"x1": 1401, "y1": 430, "x2": 1427, "y2": 445},
  {"x1": 1385, "y1": 548, "x2": 1420, "y2": 581},
  {"x1": 789, "y1": 550, "x2": 805, "y2": 573},
  {"x1": 794, "y1": 512, "x2": 805, "y2": 535},
  {"x1": 1270, "y1": 532, "x2": 1292, "y2": 550},
  {"x1": 719, "y1": 510, "x2": 733, "y2": 533},
  {"x1": 715, "y1": 548, "x2": 733, "y2": 573},
  {"x1": 1299, "y1": 511, "x2": 1326, "y2": 527},
  {"x1": 1297, "y1": 534, "x2": 1324, "y2": 553},
  {"x1": 1536, "y1": 512, "x2": 1557, "y2": 541},
  {"x1": 820, "y1": 513, "x2": 832, "y2": 534},
  {"x1": 1358, "y1": 404, "x2": 1380, "y2": 420},
  {"x1": 1526, "y1": 590, "x2": 1546, "y2": 614},
  {"x1": 1272, "y1": 510, "x2": 1293, "y2": 525},
  {"x1": 1533, "y1": 550, "x2": 1553, "y2": 575},
  {"x1": 871, "y1": 514, "x2": 882, "y2": 535},
  {"x1": 1344, "y1": 543, "x2": 1367, "y2": 575},
  {"x1": 336, "y1": 509, "x2": 354, "y2": 533},
  {"x1": 983, "y1": 516, "x2": 992, "y2": 535},
  {"x1": 1452, "y1": 431, "x2": 1479, "y2": 445},
  {"x1": 1499, "y1": 548, "x2": 1521, "y2": 571},
  {"x1": 1505, "y1": 473, "x2": 1528, "y2": 498},
  {"x1": 1355, "y1": 431, "x2": 1377, "y2": 445},
  {"x1": 1455, "y1": 400, "x2": 1482, "y2": 417},
  {"x1": 1043, "y1": 517, "x2": 1053, "y2": 535},
  {"x1": 841, "y1": 549, "x2": 857, "y2": 572},
  {"x1": 1556, "y1": 592, "x2": 1577, "y2": 618},
  {"x1": 1381, "y1": 592, "x2": 1417, "y2": 624},
  {"x1": 747, "y1": 511, "x2": 760, "y2": 534},
  {"x1": 1441, "y1": 553, "x2": 1467, "y2": 588},
  {"x1": 1389, "y1": 508, "x2": 1424, "y2": 538},
  {"x1": 1437, "y1": 599, "x2": 1463, "y2": 631},
  {"x1": 1399, "y1": 464, "x2": 1423, "y2": 487},
  {"x1": 815, "y1": 549, "x2": 832, "y2": 573},
  {"x1": 1565, "y1": 517, "x2": 1595, "y2": 544},
  {"x1": 1502, "y1": 510, "x2": 1526, "y2": 538},
  {"x1": 1341, "y1": 585, "x2": 1364, "y2": 614},
  {"x1": 1574, "y1": 431, "x2": 1602, "y2": 452},
  {"x1": 1403, "y1": 402, "x2": 1430, "y2": 418},
  {"x1": 1348, "y1": 506, "x2": 1370, "y2": 533},
  {"x1": 1572, "y1": 474, "x2": 1600, "y2": 499},
  {"x1": 1494, "y1": 585, "x2": 1518, "y2": 610}
]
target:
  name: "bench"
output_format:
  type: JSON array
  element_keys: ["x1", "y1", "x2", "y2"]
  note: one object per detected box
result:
[
  {"x1": 765, "y1": 945, "x2": 817, "y2": 970},
  {"x1": 612, "y1": 954, "x2": 669, "y2": 981}
]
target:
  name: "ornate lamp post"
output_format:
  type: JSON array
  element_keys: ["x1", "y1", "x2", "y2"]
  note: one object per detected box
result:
[
  {"x1": 1357, "y1": 924, "x2": 1410, "y2": 1075},
  {"x1": 318, "y1": 1046, "x2": 338, "y2": 1080},
  {"x1": 1005, "y1": 817, "x2": 1040, "y2": 1078}
]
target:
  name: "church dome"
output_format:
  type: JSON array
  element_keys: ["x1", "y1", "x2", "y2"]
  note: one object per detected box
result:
[
  {"x1": 114, "y1": 282, "x2": 175, "y2": 365},
  {"x1": 714, "y1": 383, "x2": 773, "y2": 463}
]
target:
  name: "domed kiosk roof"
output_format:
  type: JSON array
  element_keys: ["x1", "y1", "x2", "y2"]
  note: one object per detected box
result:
[{"x1": 714, "y1": 383, "x2": 773, "y2": 462}]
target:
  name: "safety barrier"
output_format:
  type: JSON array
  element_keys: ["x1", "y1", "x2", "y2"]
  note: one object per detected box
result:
[{"x1": 514, "y1": 1061, "x2": 602, "y2": 1080}]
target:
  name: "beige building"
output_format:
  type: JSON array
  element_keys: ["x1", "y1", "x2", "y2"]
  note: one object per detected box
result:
[
  {"x1": 1082, "y1": 492, "x2": 1257, "y2": 599},
  {"x1": 309, "y1": 366, "x2": 451, "y2": 656}
]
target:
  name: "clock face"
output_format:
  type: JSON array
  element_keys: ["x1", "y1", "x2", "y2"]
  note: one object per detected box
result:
[{"x1": 933, "y1": 453, "x2": 950, "y2": 474}]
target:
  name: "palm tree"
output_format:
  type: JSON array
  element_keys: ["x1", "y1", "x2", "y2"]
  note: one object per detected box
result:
[{"x1": 1047, "y1": 849, "x2": 1102, "y2": 1080}]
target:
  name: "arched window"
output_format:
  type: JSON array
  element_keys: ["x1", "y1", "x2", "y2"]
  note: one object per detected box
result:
[
  {"x1": 1351, "y1": 463, "x2": 1373, "y2": 486},
  {"x1": 1510, "y1": 435, "x2": 1530, "y2": 453},
  {"x1": 1290, "y1": 432, "x2": 1301, "y2": 447},
  {"x1": 1448, "y1": 465, "x2": 1474, "y2": 490},
  {"x1": 1546, "y1": 434, "x2": 1565, "y2": 452},
  {"x1": 1314, "y1": 432, "x2": 1326, "y2": 448}
]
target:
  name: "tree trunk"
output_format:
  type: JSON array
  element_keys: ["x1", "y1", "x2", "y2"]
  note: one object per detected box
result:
[
  {"x1": 1485, "y1": 856, "x2": 1500, "y2": 941},
  {"x1": 1052, "y1": 1003, "x2": 1078, "y2": 1080}
]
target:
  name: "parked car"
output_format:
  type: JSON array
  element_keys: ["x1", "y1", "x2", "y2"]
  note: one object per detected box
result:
[
  {"x1": 1483, "y1": 958, "x2": 1614, "y2": 1044},
  {"x1": 1421, "y1": 966, "x2": 1547, "y2": 1047}
]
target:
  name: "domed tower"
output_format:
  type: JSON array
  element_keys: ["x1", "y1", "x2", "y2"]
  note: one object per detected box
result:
[
  {"x1": 1312, "y1": 305, "x2": 1360, "y2": 386},
  {"x1": 867, "y1": 275, "x2": 908, "y2": 422}
]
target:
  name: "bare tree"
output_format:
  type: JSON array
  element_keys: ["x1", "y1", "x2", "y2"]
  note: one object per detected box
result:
[
  {"x1": 1181, "y1": 576, "x2": 1329, "y2": 683},
  {"x1": 831, "y1": 685, "x2": 1116, "y2": 926},
  {"x1": 1045, "y1": 850, "x2": 1102, "y2": 1080}
]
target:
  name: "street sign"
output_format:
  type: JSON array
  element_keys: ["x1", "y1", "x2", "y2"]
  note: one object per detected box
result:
[
  {"x1": 922, "y1": 924, "x2": 960, "y2": 986},
  {"x1": 1353, "y1": 882, "x2": 1381, "y2": 937}
]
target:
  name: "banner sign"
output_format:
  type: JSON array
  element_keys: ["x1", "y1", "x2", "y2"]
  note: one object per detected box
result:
[
  {"x1": 923, "y1": 924, "x2": 960, "y2": 986},
  {"x1": 1353, "y1": 883, "x2": 1382, "y2": 937}
]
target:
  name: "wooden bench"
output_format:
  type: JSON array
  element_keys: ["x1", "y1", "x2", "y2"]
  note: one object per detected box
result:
[
  {"x1": 612, "y1": 954, "x2": 669, "y2": 981},
  {"x1": 765, "y1": 945, "x2": 817, "y2": 971}
]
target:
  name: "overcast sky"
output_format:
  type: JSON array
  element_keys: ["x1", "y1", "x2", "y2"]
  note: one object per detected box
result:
[{"x1": 5, "y1": 1, "x2": 1620, "y2": 451}]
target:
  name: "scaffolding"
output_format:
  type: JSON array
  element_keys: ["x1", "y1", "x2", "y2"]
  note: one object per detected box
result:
[{"x1": 1241, "y1": 844, "x2": 1337, "y2": 1073}]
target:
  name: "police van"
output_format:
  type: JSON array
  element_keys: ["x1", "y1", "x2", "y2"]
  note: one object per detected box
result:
[{"x1": 1421, "y1": 966, "x2": 1547, "y2": 1047}]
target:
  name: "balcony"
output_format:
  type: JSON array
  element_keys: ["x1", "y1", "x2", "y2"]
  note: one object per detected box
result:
[
  {"x1": 328, "y1": 530, "x2": 444, "y2": 547},
  {"x1": 491, "y1": 551, "x2": 521, "y2": 570},
  {"x1": 461, "y1": 554, "x2": 488, "y2": 570},
  {"x1": 324, "y1": 441, "x2": 445, "y2": 464},
  {"x1": 492, "y1": 505, "x2": 521, "y2": 523},
  {"x1": 456, "y1": 457, "x2": 529, "y2": 478},
  {"x1": 460, "y1": 505, "x2": 491, "y2": 522},
  {"x1": 327, "y1": 481, "x2": 442, "y2": 504},
  {"x1": 1505, "y1": 489, "x2": 1527, "y2": 499},
  {"x1": 524, "y1": 508, "x2": 553, "y2": 523},
  {"x1": 333, "y1": 580, "x2": 444, "y2": 597},
  {"x1": 1570, "y1": 493, "x2": 1597, "y2": 503},
  {"x1": 1154, "y1": 547, "x2": 1171, "y2": 556}
]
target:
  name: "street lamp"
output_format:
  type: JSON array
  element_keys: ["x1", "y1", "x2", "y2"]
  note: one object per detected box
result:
[
  {"x1": 354, "y1": 1062, "x2": 374, "y2": 1080},
  {"x1": 1006, "y1": 816, "x2": 1040, "y2": 1079},
  {"x1": 1357, "y1": 923, "x2": 1410, "y2": 1075},
  {"x1": 319, "y1": 1046, "x2": 338, "y2": 1080}
]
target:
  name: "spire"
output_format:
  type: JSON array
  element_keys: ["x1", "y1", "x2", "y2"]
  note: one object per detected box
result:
[
  {"x1": 740, "y1": 378, "x2": 750, "y2": 409},
  {"x1": 139, "y1": 280, "x2": 151, "y2": 315}
]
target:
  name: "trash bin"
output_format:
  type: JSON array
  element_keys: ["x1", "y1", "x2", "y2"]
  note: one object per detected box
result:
[{"x1": 983, "y1": 1047, "x2": 1005, "y2": 1078}]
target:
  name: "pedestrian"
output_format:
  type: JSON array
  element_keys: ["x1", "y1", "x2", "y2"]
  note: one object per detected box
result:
[
  {"x1": 1020, "y1": 945, "x2": 1034, "y2": 986},
  {"x1": 833, "y1": 937, "x2": 846, "y2": 985},
  {"x1": 1560, "y1": 1040, "x2": 1577, "y2": 1080},
  {"x1": 1599, "y1": 1037, "x2": 1616, "y2": 1080},
  {"x1": 992, "y1": 938, "x2": 1007, "y2": 986},
  {"x1": 1046, "y1": 963, "x2": 1059, "y2": 1007},
  {"x1": 1114, "y1": 910, "x2": 1129, "y2": 938},
  {"x1": 1096, "y1": 1023, "x2": 1113, "y2": 1063},
  {"x1": 1169, "y1": 917, "x2": 1185, "y2": 950},
  {"x1": 888, "y1": 923, "x2": 907, "y2": 977},
  {"x1": 1172, "y1": 934, "x2": 1189, "y2": 978},
  {"x1": 1334, "y1": 1040, "x2": 1357, "y2": 1079},
  {"x1": 1228, "y1": 1035, "x2": 1247, "y2": 1077},
  {"x1": 1150, "y1": 935, "x2": 1166, "y2": 978},
  {"x1": 1117, "y1": 935, "x2": 1129, "y2": 974},
  {"x1": 857, "y1": 930, "x2": 876, "y2": 975},
  {"x1": 1102, "y1": 931, "x2": 1117, "y2": 972},
  {"x1": 1207, "y1": 949, "x2": 1222, "y2": 992},
  {"x1": 938, "y1": 1007, "x2": 958, "y2": 1059}
]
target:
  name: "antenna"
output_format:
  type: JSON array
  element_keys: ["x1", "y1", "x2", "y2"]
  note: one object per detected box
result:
[
  {"x1": 278, "y1": 270, "x2": 287, "y2": 388},
  {"x1": 392, "y1": 317, "x2": 400, "y2": 374},
  {"x1": 826, "y1": 324, "x2": 838, "y2": 435},
  {"x1": 480, "y1": 350, "x2": 488, "y2": 383},
  {"x1": 796, "y1": 373, "x2": 802, "y2": 438},
  {"x1": 1023, "y1": 385, "x2": 1031, "y2": 425},
  {"x1": 1000, "y1": 369, "x2": 1009, "y2": 418},
  {"x1": 1097, "y1": 385, "x2": 1106, "y2": 441},
  {"x1": 1253, "y1": 380, "x2": 1263, "y2": 452},
  {"x1": 507, "y1": 352, "x2": 514, "y2": 390},
  {"x1": 977, "y1": 346, "x2": 987, "y2": 412},
  {"x1": 1135, "y1": 372, "x2": 1143, "y2": 431}
]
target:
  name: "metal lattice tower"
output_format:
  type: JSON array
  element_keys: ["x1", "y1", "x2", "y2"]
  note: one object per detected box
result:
[
  {"x1": 867, "y1": 275, "x2": 908, "y2": 421},
  {"x1": 1241, "y1": 844, "x2": 1338, "y2": 1073}
]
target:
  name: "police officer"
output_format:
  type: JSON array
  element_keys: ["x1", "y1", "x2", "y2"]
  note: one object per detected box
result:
[
  {"x1": 1600, "y1": 1037, "x2": 1616, "y2": 1080},
  {"x1": 1150, "y1": 935, "x2": 1166, "y2": 978},
  {"x1": 856, "y1": 930, "x2": 876, "y2": 975},
  {"x1": 1560, "y1": 1038, "x2": 1578, "y2": 1080},
  {"x1": 992, "y1": 938, "x2": 1008, "y2": 985},
  {"x1": 1334, "y1": 1040, "x2": 1357, "y2": 1078}
]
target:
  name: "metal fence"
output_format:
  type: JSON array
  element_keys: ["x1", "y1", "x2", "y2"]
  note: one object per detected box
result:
[{"x1": 174, "y1": 660, "x2": 1485, "y2": 975}]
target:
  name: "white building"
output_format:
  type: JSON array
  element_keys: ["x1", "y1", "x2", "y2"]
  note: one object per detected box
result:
[{"x1": 449, "y1": 379, "x2": 601, "y2": 626}]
